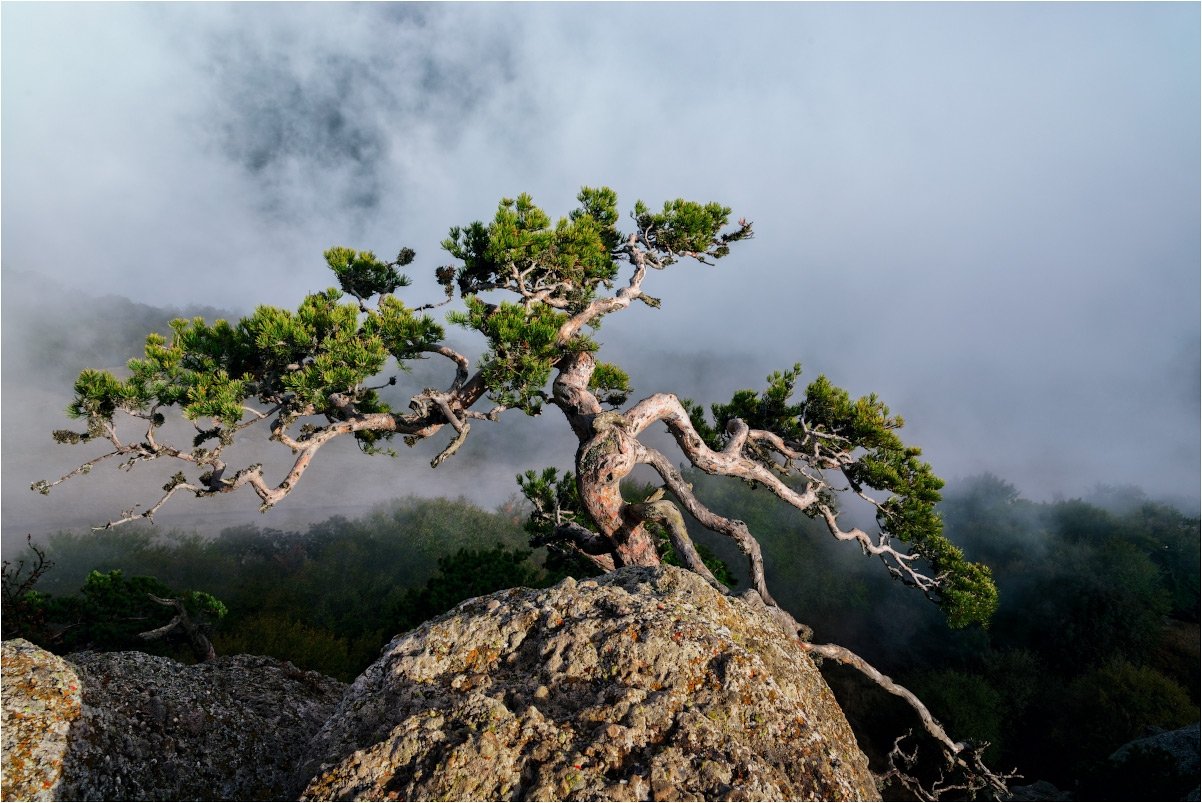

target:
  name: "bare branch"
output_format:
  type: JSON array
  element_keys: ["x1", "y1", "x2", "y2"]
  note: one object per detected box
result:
[
  {"x1": 2, "y1": 535, "x2": 55, "y2": 606},
  {"x1": 410, "y1": 296, "x2": 454, "y2": 314},
  {"x1": 806, "y1": 641, "x2": 964, "y2": 755},
  {"x1": 434, "y1": 397, "x2": 466, "y2": 434},
  {"x1": 745, "y1": 427, "x2": 802, "y2": 461},
  {"x1": 624, "y1": 393, "x2": 820, "y2": 514},
  {"x1": 811, "y1": 503, "x2": 941, "y2": 596},
  {"x1": 802, "y1": 642, "x2": 1016, "y2": 800},
  {"x1": 137, "y1": 614, "x2": 183, "y2": 641},
  {"x1": 462, "y1": 404, "x2": 508, "y2": 422},
  {"x1": 431, "y1": 423, "x2": 470, "y2": 468},
  {"x1": 32, "y1": 446, "x2": 128, "y2": 495},
  {"x1": 639, "y1": 446, "x2": 778, "y2": 607},
  {"x1": 94, "y1": 479, "x2": 203, "y2": 529},
  {"x1": 531, "y1": 520, "x2": 615, "y2": 566},
  {"x1": 271, "y1": 416, "x2": 306, "y2": 451},
  {"x1": 722, "y1": 419, "x2": 752, "y2": 456},
  {"x1": 425, "y1": 344, "x2": 471, "y2": 392}
]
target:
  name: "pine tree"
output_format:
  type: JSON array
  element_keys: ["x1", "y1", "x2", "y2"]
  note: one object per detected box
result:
[{"x1": 39, "y1": 187, "x2": 1007, "y2": 795}]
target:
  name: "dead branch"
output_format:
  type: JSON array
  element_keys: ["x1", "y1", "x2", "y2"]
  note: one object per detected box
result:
[
  {"x1": 2, "y1": 535, "x2": 54, "y2": 604},
  {"x1": 639, "y1": 446, "x2": 779, "y2": 607},
  {"x1": 803, "y1": 643, "x2": 1017, "y2": 800}
]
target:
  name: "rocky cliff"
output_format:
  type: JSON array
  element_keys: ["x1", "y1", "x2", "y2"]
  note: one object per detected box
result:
[{"x1": 3, "y1": 566, "x2": 877, "y2": 801}]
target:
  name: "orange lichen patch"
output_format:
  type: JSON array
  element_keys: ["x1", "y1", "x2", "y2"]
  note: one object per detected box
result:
[
  {"x1": 1, "y1": 640, "x2": 84, "y2": 801},
  {"x1": 462, "y1": 646, "x2": 501, "y2": 673}
]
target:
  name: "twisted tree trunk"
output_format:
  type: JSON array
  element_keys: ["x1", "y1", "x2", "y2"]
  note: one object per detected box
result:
[{"x1": 553, "y1": 353, "x2": 659, "y2": 567}]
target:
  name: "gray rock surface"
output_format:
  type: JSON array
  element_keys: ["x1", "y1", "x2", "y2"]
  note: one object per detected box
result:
[
  {"x1": 299, "y1": 565, "x2": 878, "y2": 801},
  {"x1": 1109, "y1": 721, "x2": 1200, "y2": 777},
  {"x1": 58, "y1": 650, "x2": 346, "y2": 801},
  {"x1": 1, "y1": 639, "x2": 83, "y2": 801},
  {"x1": 1108, "y1": 721, "x2": 1200, "y2": 802}
]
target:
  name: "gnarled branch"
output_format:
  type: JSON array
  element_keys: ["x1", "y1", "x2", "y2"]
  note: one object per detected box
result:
[{"x1": 139, "y1": 593, "x2": 216, "y2": 663}]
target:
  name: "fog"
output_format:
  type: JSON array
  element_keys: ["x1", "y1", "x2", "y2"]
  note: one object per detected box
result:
[{"x1": 3, "y1": 4, "x2": 1198, "y2": 549}]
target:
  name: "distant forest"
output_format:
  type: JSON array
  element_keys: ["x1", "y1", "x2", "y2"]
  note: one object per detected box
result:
[{"x1": 4, "y1": 470, "x2": 1197, "y2": 800}]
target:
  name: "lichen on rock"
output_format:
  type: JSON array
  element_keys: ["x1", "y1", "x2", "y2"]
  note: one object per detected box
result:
[
  {"x1": 1, "y1": 639, "x2": 83, "y2": 801},
  {"x1": 299, "y1": 565, "x2": 877, "y2": 801}
]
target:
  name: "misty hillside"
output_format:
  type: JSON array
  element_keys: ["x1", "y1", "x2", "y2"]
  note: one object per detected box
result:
[{"x1": 2, "y1": 270, "x2": 235, "y2": 388}]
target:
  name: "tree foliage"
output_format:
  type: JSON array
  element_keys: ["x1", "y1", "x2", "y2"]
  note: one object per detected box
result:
[{"x1": 687, "y1": 364, "x2": 995, "y2": 628}]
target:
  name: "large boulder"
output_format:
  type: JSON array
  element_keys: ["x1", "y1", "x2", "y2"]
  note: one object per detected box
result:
[
  {"x1": 59, "y1": 650, "x2": 346, "y2": 801},
  {"x1": 1106, "y1": 722, "x2": 1201, "y2": 802},
  {"x1": 1, "y1": 643, "x2": 347, "y2": 801},
  {"x1": 1108, "y1": 721, "x2": 1200, "y2": 778},
  {"x1": 1, "y1": 639, "x2": 83, "y2": 801},
  {"x1": 299, "y1": 565, "x2": 878, "y2": 801}
]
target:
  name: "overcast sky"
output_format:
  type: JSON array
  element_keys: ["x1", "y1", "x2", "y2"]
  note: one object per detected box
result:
[{"x1": 2, "y1": 2, "x2": 1199, "y2": 537}]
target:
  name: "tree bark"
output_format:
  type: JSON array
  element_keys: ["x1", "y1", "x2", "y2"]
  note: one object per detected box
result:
[
  {"x1": 575, "y1": 413, "x2": 659, "y2": 567},
  {"x1": 553, "y1": 352, "x2": 660, "y2": 568}
]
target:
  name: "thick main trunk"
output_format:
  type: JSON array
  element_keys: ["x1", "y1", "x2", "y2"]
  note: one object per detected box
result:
[
  {"x1": 575, "y1": 413, "x2": 659, "y2": 567},
  {"x1": 554, "y1": 352, "x2": 660, "y2": 568}
]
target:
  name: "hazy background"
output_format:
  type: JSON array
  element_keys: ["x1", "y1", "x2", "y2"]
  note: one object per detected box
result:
[{"x1": 3, "y1": 3, "x2": 1198, "y2": 549}]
